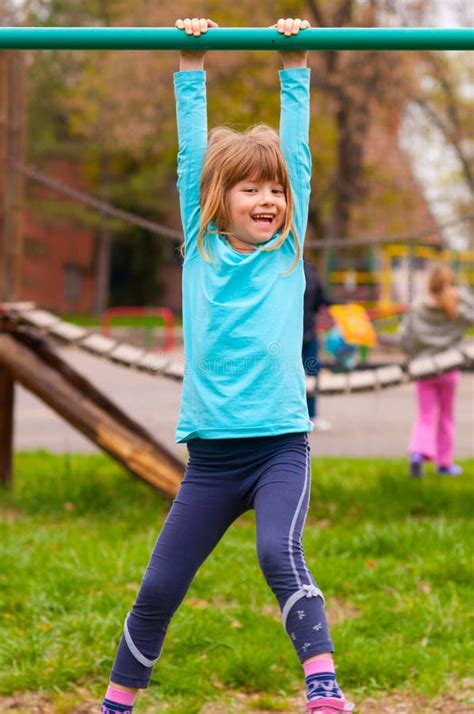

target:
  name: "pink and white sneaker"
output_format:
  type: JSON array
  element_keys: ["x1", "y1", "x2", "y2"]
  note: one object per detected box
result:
[{"x1": 306, "y1": 698, "x2": 355, "y2": 713}]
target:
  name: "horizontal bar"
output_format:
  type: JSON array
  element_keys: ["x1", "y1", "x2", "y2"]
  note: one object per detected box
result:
[{"x1": 0, "y1": 27, "x2": 473, "y2": 51}]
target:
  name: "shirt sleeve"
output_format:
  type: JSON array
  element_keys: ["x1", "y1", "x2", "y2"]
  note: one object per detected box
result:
[
  {"x1": 279, "y1": 68, "x2": 312, "y2": 250},
  {"x1": 174, "y1": 71, "x2": 208, "y2": 258},
  {"x1": 457, "y1": 288, "x2": 474, "y2": 326}
]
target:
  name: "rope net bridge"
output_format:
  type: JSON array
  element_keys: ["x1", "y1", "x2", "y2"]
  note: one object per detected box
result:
[{"x1": 1, "y1": 303, "x2": 473, "y2": 496}]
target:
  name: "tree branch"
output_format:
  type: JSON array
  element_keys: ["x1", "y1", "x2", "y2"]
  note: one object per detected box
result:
[
  {"x1": 306, "y1": 0, "x2": 327, "y2": 27},
  {"x1": 334, "y1": 0, "x2": 354, "y2": 27},
  {"x1": 414, "y1": 98, "x2": 474, "y2": 194}
]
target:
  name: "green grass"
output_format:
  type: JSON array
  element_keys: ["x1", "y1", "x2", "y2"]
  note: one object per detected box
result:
[
  {"x1": 62, "y1": 314, "x2": 182, "y2": 328},
  {"x1": 0, "y1": 453, "x2": 473, "y2": 713}
]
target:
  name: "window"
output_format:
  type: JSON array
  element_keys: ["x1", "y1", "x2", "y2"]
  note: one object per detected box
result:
[{"x1": 64, "y1": 263, "x2": 83, "y2": 304}]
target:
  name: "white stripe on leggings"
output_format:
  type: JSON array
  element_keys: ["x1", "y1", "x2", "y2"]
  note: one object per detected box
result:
[
  {"x1": 123, "y1": 612, "x2": 160, "y2": 668},
  {"x1": 281, "y1": 585, "x2": 325, "y2": 630},
  {"x1": 282, "y1": 439, "x2": 324, "y2": 631},
  {"x1": 300, "y1": 441, "x2": 313, "y2": 584},
  {"x1": 288, "y1": 440, "x2": 311, "y2": 589}
]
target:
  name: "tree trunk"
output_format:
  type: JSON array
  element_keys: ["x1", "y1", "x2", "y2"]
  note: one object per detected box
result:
[
  {"x1": 0, "y1": 52, "x2": 25, "y2": 302},
  {"x1": 0, "y1": 364, "x2": 14, "y2": 488}
]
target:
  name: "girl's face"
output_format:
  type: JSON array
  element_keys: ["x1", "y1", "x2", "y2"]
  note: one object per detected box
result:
[{"x1": 225, "y1": 178, "x2": 287, "y2": 253}]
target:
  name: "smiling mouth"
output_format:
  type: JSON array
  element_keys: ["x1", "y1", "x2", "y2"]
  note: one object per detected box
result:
[{"x1": 251, "y1": 214, "x2": 275, "y2": 225}]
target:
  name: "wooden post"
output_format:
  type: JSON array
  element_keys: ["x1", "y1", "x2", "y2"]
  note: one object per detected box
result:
[
  {"x1": 0, "y1": 51, "x2": 7, "y2": 301},
  {"x1": 0, "y1": 51, "x2": 25, "y2": 302},
  {"x1": 0, "y1": 50, "x2": 24, "y2": 487},
  {"x1": 6, "y1": 51, "x2": 25, "y2": 300},
  {"x1": 0, "y1": 365, "x2": 14, "y2": 487}
]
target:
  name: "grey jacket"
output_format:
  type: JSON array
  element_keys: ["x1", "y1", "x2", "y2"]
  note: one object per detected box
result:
[{"x1": 399, "y1": 287, "x2": 474, "y2": 359}]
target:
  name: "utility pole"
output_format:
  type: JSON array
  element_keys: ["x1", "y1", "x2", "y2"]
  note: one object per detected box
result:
[
  {"x1": 0, "y1": 51, "x2": 7, "y2": 301},
  {"x1": 0, "y1": 51, "x2": 10, "y2": 486},
  {"x1": 0, "y1": 50, "x2": 25, "y2": 301},
  {"x1": 93, "y1": 0, "x2": 113, "y2": 317},
  {"x1": 0, "y1": 50, "x2": 25, "y2": 487}
]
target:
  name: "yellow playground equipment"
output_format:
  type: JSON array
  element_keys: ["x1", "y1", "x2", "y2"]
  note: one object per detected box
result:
[{"x1": 328, "y1": 244, "x2": 474, "y2": 316}]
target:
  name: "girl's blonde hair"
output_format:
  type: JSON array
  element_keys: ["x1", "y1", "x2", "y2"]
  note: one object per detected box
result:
[
  {"x1": 427, "y1": 264, "x2": 458, "y2": 318},
  {"x1": 196, "y1": 124, "x2": 300, "y2": 270}
]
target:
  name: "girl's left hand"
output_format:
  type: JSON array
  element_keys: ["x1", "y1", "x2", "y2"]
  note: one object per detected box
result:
[{"x1": 270, "y1": 18, "x2": 311, "y2": 68}]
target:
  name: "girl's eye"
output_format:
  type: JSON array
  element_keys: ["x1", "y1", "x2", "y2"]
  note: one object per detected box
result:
[{"x1": 273, "y1": 189, "x2": 284, "y2": 194}]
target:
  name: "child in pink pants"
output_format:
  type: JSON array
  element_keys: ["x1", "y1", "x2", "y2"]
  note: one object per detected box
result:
[
  {"x1": 409, "y1": 369, "x2": 460, "y2": 476},
  {"x1": 400, "y1": 264, "x2": 473, "y2": 478}
]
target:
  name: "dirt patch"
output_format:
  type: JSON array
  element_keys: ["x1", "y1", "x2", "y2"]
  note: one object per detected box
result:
[
  {"x1": 200, "y1": 679, "x2": 474, "y2": 712},
  {"x1": 326, "y1": 597, "x2": 361, "y2": 627},
  {"x1": 201, "y1": 686, "x2": 474, "y2": 713},
  {"x1": 359, "y1": 683, "x2": 474, "y2": 713},
  {"x1": 0, "y1": 690, "x2": 96, "y2": 713},
  {"x1": 0, "y1": 693, "x2": 85, "y2": 713},
  {"x1": 0, "y1": 508, "x2": 24, "y2": 521},
  {"x1": 1, "y1": 680, "x2": 473, "y2": 713}
]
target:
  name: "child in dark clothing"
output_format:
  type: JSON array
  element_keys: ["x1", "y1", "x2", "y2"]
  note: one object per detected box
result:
[{"x1": 303, "y1": 261, "x2": 333, "y2": 431}]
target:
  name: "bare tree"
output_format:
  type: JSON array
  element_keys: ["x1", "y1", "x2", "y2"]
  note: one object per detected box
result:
[
  {"x1": 306, "y1": 0, "x2": 411, "y2": 240},
  {"x1": 414, "y1": 52, "x2": 474, "y2": 196}
]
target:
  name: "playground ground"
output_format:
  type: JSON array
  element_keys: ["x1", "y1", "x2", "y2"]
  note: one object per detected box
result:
[
  {"x1": 1, "y1": 685, "x2": 474, "y2": 713},
  {"x1": 5, "y1": 347, "x2": 474, "y2": 713},
  {"x1": 14, "y1": 346, "x2": 474, "y2": 461},
  {"x1": 1, "y1": 451, "x2": 473, "y2": 714}
]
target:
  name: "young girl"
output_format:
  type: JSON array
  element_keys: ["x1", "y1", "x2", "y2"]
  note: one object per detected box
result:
[
  {"x1": 400, "y1": 264, "x2": 474, "y2": 478},
  {"x1": 102, "y1": 17, "x2": 353, "y2": 714}
]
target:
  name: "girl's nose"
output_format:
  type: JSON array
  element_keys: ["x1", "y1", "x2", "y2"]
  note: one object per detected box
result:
[{"x1": 260, "y1": 190, "x2": 275, "y2": 204}]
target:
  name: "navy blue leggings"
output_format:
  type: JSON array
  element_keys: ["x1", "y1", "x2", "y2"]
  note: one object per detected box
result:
[{"x1": 110, "y1": 433, "x2": 333, "y2": 688}]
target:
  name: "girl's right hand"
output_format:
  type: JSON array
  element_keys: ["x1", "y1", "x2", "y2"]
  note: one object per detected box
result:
[
  {"x1": 176, "y1": 18, "x2": 219, "y2": 69},
  {"x1": 176, "y1": 17, "x2": 218, "y2": 38},
  {"x1": 271, "y1": 18, "x2": 311, "y2": 68}
]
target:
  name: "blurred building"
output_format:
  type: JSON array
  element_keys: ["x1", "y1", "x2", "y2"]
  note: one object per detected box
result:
[
  {"x1": 19, "y1": 162, "x2": 182, "y2": 315},
  {"x1": 20, "y1": 163, "x2": 96, "y2": 314}
]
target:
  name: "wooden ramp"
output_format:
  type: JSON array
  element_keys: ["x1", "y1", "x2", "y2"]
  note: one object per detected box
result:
[{"x1": 0, "y1": 328, "x2": 184, "y2": 495}]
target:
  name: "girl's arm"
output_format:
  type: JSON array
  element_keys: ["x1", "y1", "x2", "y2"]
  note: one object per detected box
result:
[
  {"x1": 457, "y1": 287, "x2": 474, "y2": 326},
  {"x1": 174, "y1": 19, "x2": 217, "y2": 254},
  {"x1": 399, "y1": 310, "x2": 419, "y2": 358},
  {"x1": 276, "y1": 19, "x2": 312, "y2": 249}
]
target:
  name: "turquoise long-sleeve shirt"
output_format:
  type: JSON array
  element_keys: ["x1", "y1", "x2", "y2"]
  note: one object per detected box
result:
[{"x1": 174, "y1": 68, "x2": 313, "y2": 442}]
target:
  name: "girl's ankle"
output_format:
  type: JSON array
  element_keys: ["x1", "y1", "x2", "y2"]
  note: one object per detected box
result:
[{"x1": 104, "y1": 685, "x2": 137, "y2": 709}]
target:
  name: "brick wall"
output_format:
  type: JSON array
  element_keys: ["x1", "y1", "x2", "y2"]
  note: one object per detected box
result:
[
  {"x1": 19, "y1": 162, "x2": 97, "y2": 313},
  {"x1": 18, "y1": 162, "x2": 184, "y2": 316}
]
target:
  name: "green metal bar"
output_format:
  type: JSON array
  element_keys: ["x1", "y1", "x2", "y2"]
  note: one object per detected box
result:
[{"x1": 0, "y1": 27, "x2": 473, "y2": 51}]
